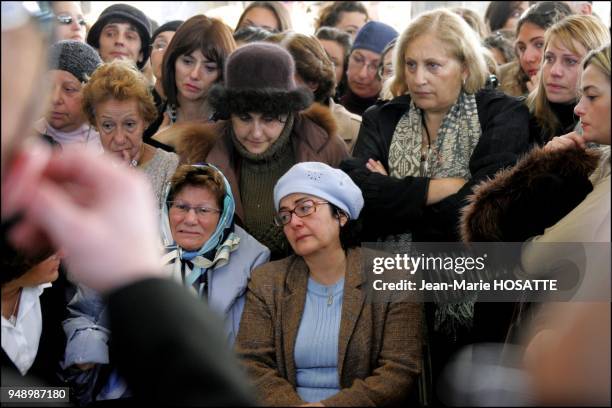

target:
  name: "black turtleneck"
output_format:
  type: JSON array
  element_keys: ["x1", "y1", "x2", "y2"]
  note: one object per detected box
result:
[
  {"x1": 340, "y1": 88, "x2": 379, "y2": 116},
  {"x1": 529, "y1": 101, "x2": 578, "y2": 146}
]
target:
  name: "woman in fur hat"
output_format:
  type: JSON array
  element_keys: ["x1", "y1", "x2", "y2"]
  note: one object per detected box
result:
[{"x1": 178, "y1": 42, "x2": 348, "y2": 260}]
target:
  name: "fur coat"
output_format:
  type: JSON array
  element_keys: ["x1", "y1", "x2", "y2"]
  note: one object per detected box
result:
[{"x1": 461, "y1": 146, "x2": 601, "y2": 242}]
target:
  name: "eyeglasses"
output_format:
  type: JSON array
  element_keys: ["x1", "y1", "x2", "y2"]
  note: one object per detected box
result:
[
  {"x1": 168, "y1": 202, "x2": 220, "y2": 218},
  {"x1": 349, "y1": 53, "x2": 380, "y2": 74},
  {"x1": 56, "y1": 14, "x2": 87, "y2": 26},
  {"x1": 377, "y1": 63, "x2": 394, "y2": 80},
  {"x1": 274, "y1": 200, "x2": 330, "y2": 226}
]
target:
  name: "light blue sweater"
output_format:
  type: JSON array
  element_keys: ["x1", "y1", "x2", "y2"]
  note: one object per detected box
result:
[{"x1": 294, "y1": 277, "x2": 344, "y2": 403}]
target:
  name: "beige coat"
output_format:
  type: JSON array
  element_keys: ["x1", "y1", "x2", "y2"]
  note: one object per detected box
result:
[
  {"x1": 329, "y1": 98, "x2": 362, "y2": 154},
  {"x1": 236, "y1": 247, "x2": 422, "y2": 406}
]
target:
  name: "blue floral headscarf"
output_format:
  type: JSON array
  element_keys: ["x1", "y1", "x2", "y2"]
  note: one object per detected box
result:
[{"x1": 160, "y1": 164, "x2": 240, "y2": 291}]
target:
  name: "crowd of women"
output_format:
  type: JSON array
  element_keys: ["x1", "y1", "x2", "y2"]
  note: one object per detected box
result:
[{"x1": 2, "y1": 1, "x2": 610, "y2": 406}]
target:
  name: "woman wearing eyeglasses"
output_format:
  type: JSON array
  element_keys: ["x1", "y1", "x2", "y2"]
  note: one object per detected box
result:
[
  {"x1": 160, "y1": 164, "x2": 270, "y2": 343},
  {"x1": 51, "y1": 2, "x2": 87, "y2": 43},
  {"x1": 177, "y1": 43, "x2": 348, "y2": 260},
  {"x1": 340, "y1": 21, "x2": 398, "y2": 116},
  {"x1": 236, "y1": 162, "x2": 422, "y2": 406}
]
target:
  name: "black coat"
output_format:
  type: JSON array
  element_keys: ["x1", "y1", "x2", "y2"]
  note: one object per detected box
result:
[
  {"x1": 107, "y1": 278, "x2": 254, "y2": 406},
  {"x1": 341, "y1": 89, "x2": 531, "y2": 242}
]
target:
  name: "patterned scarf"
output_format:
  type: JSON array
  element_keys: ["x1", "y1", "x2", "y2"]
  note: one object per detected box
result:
[
  {"x1": 388, "y1": 91, "x2": 481, "y2": 180},
  {"x1": 160, "y1": 164, "x2": 240, "y2": 297},
  {"x1": 387, "y1": 91, "x2": 482, "y2": 336}
]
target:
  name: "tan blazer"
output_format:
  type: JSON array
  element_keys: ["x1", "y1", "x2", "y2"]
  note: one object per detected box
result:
[{"x1": 236, "y1": 247, "x2": 422, "y2": 406}]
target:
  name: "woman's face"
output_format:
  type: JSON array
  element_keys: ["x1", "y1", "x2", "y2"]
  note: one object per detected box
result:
[
  {"x1": 319, "y1": 39, "x2": 345, "y2": 86},
  {"x1": 151, "y1": 31, "x2": 176, "y2": 82},
  {"x1": 53, "y1": 1, "x2": 87, "y2": 43},
  {"x1": 502, "y1": 1, "x2": 529, "y2": 31},
  {"x1": 335, "y1": 11, "x2": 368, "y2": 39},
  {"x1": 404, "y1": 33, "x2": 466, "y2": 114},
  {"x1": 169, "y1": 185, "x2": 221, "y2": 252},
  {"x1": 574, "y1": 64, "x2": 611, "y2": 145},
  {"x1": 239, "y1": 7, "x2": 279, "y2": 32},
  {"x1": 279, "y1": 193, "x2": 345, "y2": 257},
  {"x1": 174, "y1": 49, "x2": 220, "y2": 103},
  {"x1": 231, "y1": 112, "x2": 287, "y2": 154},
  {"x1": 347, "y1": 48, "x2": 382, "y2": 98},
  {"x1": 516, "y1": 22, "x2": 545, "y2": 79},
  {"x1": 542, "y1": 39, "x2": 587, "y2": 104},
  {"x1": 46, "y1": 70, "x2": 87, "y2": 132},
  {"x1": 95, "y1": 98, "x2": 146, "y2": 164},
  {"x1": 380, "y1": 46, "x2": 395, "y2": 82}
]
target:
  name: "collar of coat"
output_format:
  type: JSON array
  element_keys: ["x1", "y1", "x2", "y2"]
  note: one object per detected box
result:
[{"x1": 283, "y1": 247, "x2": 365, "y2": 294}]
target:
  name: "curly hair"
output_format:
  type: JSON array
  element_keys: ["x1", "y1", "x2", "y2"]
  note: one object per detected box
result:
[
  {"x1": 82, "y1": 60, "x2": 157, "y2": 128},
  {"x1": 280, "y1": 32, "x2": 336, "y2": 103}
]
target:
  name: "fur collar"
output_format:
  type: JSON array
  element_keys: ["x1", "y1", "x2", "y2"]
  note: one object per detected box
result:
[
  {"x1": 461, "y1": 147, "x2": 601, "y2": 242},
  {"x1": 302, "y1": 102, "x2": 338, "y2": 139},
  {"x1": 175, "y1": 103, "x2": 338, "y2": 165}
]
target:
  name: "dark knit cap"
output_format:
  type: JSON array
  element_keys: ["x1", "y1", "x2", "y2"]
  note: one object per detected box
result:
[
  {"x1": 152, "y1": 20, "x2": 184, "y2": 43},
  {"x1": 352, "y1": 21, "x2": 398, "y2": 55},
  {"x1": 48, "y1": 40, "x2": 102, "y2": 83},
  {"x1": 87, "y1": 4, "x2": 152, "y2": 70},
  {"x1": 208, "y1": 42, "x2": 313, "y2": 119}
]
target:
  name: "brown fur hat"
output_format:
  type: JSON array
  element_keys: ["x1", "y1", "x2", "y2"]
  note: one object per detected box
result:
[
  {"x1": 208, "y1": 42, "x2": 313, "y2": 119},
  {"x1": 461, "y1": 147, "x2": 601, "y2": 242}
]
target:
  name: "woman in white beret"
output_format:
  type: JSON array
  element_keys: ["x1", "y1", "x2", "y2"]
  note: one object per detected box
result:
[{"x1": 235, "y1": 161, "x2": 422, "y2": 406}]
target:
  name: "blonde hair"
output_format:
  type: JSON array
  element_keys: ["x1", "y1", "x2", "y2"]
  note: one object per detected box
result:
[
  {"x1": 390, "y1": 9, "x2": 489, "y2": 98},
  {"x1": 583, "y1": 43, "x2": 611, "y2": 80},
  {"x1": 527, "y1": 15, "x2": 609, "y2": 137},
  {"x1": 82, "y1": 60, "x2": 157, "y2": 129}
]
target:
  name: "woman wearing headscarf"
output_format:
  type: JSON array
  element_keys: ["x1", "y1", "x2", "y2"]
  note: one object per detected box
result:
[
  {"x1": 159, "y1": 163, "x2": 270, "y2": 343},
  {"x1": 177, "y1": 42, "x2": 348, "y2": 260}
]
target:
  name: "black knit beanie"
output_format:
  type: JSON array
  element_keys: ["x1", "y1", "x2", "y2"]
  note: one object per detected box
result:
[
  {"x1": 48, "y1": 40, "x2": 102, "y2": 83},
  {"x1": 87, "y1": 3, "x2": 152, "y2": 70},
  {"x1": 152, "y1": 20, "x2": 184, "y2": 43},
  {"x1": 208, "y1": 42, "x2": 313, "y2": 119}
]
